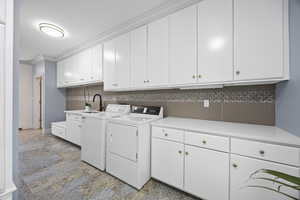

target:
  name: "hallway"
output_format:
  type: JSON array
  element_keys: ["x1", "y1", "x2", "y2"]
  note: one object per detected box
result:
[{"x1": 16, "y1": 130, "x2": 197, "y2": 200}]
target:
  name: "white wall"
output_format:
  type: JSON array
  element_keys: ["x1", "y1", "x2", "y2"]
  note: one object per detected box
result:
[{"x1": 19, "y1": 64, "x2": 33, "y2": 129}]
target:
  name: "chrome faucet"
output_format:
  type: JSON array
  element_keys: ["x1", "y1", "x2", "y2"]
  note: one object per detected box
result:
[{"x1": 93, "y1": 94, "x2": 103, "y2": 111}]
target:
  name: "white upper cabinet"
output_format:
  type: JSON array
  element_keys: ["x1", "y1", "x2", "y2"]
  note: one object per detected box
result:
[
  {"x1": 57, "y1": 44, "x2": 103, "y2": 88},
  {"x1": 103, "y1": 33, "x2": 131, "y2": 90},
  {"x1": 0, "y1": 0, "x2": 5, "y2": 23},
  {"x1": 90, "y1": 44, "x2": 103, "y2": 82},
  {"x1": 131, "y1": 26, "x2": 147, "y2": 88},
  {"x1": 169, "y1": 5, "x2": 197, "y2": 85},
  {"x1": 104, "y1": 39, "x2": 117, "y2": 91},
  {"x1": 115, "y1": 33, "x2": 131, "y2": 89},
  {"x1": 198, "y1": 0, "x2": 233, "y2": 83},
  {"x1": 234, "y1": 0, "x2": 288, "y2": 81},
  {"x1": 148, "y1": 17, "x2": 169, "y2": 86}
]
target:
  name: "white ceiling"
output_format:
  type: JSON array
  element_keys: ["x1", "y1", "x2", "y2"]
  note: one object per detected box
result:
[{"x1": 20, "y1": 0, "x2": 177, "y2": 61}]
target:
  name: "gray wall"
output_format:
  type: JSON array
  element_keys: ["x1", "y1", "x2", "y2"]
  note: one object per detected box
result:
[
  {"x1": 43, "y1": 60, "x2": 66, "y2": 129},
  {"x1": 276, "y1": 0, "x2": 300, "y2": 136}
]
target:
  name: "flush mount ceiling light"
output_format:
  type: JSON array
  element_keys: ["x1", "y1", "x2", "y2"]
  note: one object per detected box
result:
[{"x1": 39, "y1": 23, "x2": 65, "y2": 38}]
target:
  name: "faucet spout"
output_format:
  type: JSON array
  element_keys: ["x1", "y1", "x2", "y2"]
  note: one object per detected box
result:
[{"x1": 93, "y1": 94, "x2": 103, "y2": 111}]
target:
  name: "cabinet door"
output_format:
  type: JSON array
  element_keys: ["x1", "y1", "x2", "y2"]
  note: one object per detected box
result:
[
  {"x1": 234, "y1": 0, "x2": 286, "y2": 80},
  {"x1": 198, "y1": 0, "x2": 233, "y2": 83},
  {"x1": 103, "y1": 40, "x2": 117, "y2": 90},
  {"x1": 0, "y1": 0, "x2": 5, "y2": 23},
  {"x1": 64, "y1": 55, "x2": 79, "y2": 85},
  {"x1": 148, "y1": 17, "x2": 169, "y2": 86},
  {"x1": 169, "y1": 5, "x2": 197, "y2": 85},
  {"x1": 66, "y1": 120, "x2": 81, "y2": 146},
  {"x1": 151, "y1": 138, "x2": 184, "y2": 189},
  {"x1": 57, "y1": 60, "x2": 65, "y2": 87},
  {"x1": 231, "y1": 155, "x2": 300, "y2": 200},
  {"x1": 131, "y1": 26, "x2": 147, "y2": 88},
  {"x1": 115, "y1": 33, "x2": 131, "y2": 89},
  {"x1": 77, "y1": 49, "x2": 92, "y2": 83},
  {"x1": 90, "y1": 44, "x2": 103, "y2": 82},
  {"x1": 184, "y1": 145, "x2": 229, "y2": 200}
]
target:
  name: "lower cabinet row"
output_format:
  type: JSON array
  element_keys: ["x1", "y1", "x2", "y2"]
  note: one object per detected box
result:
[{"x1": 151, "y1": 137, "x2": 299, "y2": 200}]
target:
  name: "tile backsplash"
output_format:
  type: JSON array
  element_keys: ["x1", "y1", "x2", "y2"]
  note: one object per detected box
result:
[{"x1": 66, "y1": 84, "x2": 275, "y2": 125}]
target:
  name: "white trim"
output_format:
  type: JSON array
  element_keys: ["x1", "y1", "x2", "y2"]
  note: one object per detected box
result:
[
  {"x1": 56, "y1": 0, "x2": 201, "y2": 61},
  {"x1": 0, "y1": 185, "x2": 17, "y2": 200}
]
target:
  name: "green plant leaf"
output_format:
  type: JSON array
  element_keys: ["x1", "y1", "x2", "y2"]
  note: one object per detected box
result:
[
  {"x1": 247, "y1": 185, "x2": 299, "y2": 200},
  {"x1": 251, "y1": 177, "x2": 300, "y2": 191},
  {"x1": 250, "y1": 169, "x2": 300, "y2": 186}
]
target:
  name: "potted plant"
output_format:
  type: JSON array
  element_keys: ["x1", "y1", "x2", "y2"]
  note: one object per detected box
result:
[
  {"x1": 84, "y1": 103, "x2": 92, "y2": 112},
  {"x1": 247, "y1": 169, "x2": 300, "y2": 200}
]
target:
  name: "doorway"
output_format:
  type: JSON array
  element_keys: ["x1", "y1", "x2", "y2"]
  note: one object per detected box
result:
[{"x1": 33, "y1": 76, "x2": 43, "y2": 129}]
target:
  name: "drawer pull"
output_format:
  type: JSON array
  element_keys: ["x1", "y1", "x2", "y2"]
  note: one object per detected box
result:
[
  {"x1": 164, "y1": 133, "x2": 168, "y2": 137},
  {"x1": 232, "y1": 163, "x2": 238, "y2": 168},
  {"x1": 202, "y1": 140, "x2": 207, "y2": 144},
  {"x1": 185, "y1": 152, "x2": 189, "y2": 156},
  {"x1": 178, "y1": 150, "x2": 182, "y2": 154},
  {"x1": 259, "y1": 150, "x2": 265, "y2": 156}
]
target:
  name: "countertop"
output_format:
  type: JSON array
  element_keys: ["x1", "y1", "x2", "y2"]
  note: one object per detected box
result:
[{"x1": 151, "y1": 117, "x2": 300, "y2": 148}]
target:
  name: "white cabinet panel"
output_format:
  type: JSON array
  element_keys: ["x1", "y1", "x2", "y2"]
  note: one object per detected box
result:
[
  {"x1": 148, "y1": 17, "x2": 169, "y2": 86},
  {"x1": 184, "y1": 145, "x2": 229, "y2": 200},
  {"x1": 151, "y1": 138, "x2": 184, "y2": 189},
  {"x1": 66, "y1": 119, "x2": 81, "y2": 146},
  {"x1": 57, "y1": 60, "x2": 65, "y2": 87},
  {"x1": 115, "y1": 33, "x2": 131, "y2": 89},
  {"x1": 90, "y1": 44, "x2": 103, "y2": 82},
  {"x1": 198, "y1": 0, "x2": 233, "y2": 83},
  {"x1": 131, "y1": 26, "x2": 147, "y2": 88},
  {"x1": 0, "y1": 0, "x2": 5, "y2": 23},
  {"x1": 169, "y1": 5, "x2": 197, "y2": 85},
  {"x1": 231, "y1": 155, "x2": 300, "y2": 200},
  {"x1": 104, "y1": 40, "x2": 117, "y2": 90},
  {"x1": 234, "y1": 0, "x2": 286, "y2": 81},
  {"x1": 77, "y1": 49, "x2": 92, "y2": 83}
]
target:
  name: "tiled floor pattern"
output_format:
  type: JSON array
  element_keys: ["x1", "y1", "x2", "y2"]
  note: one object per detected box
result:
[{"x1": 17, "y1": 129, "x2": 199, "y2": 200}]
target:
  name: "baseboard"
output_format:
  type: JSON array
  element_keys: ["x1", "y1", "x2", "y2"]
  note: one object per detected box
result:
[{"x1": 42, "y1": 128, "x2": 51, "y2": 135}]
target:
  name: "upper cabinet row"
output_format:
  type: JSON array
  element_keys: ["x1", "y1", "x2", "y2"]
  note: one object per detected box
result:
[
  {"x1": 57, "y1": 44, "x2": 103, "y2": 88},
  {"x1": 0, "y1": 0, "x2": 5, "y2": 23},
  {"x1": 103, "y1": 0, "x2": 289, "y2": 91}
]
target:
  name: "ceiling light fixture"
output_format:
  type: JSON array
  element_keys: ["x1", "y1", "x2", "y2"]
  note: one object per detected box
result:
[{"x1": 39, "y1": 23, "x2": 65, "y2": 38}]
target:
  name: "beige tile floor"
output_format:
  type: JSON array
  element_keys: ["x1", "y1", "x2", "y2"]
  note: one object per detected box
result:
[{"x1": 16, "y1": 129, "x2": 199, "y2": 200}]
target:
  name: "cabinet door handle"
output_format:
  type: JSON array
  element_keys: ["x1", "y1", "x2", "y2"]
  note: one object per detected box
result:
[
  {"x1": 185, "y1": 152, "x2": 189, "y2": 156},
  {"x1": 178, "y1": 150, "x2": 182, "y2": 154},
  {"x1": 259, "y1": 150, "x2": 265, "y2": 156},
  {"x1": 192, "y1": 75, "x2": 196, "y2": 79},
  {"x1": 198, "y1": 74, "x2": 202, "y2": 79},
  {"x1": 232, "y1": 163, "x2": 238, "y2": 168},
  {"x1": 202, "y1": 140, "x2": 207, "y2": 144},
  {"x1": 236, "y1": 70, "x2": 240, "y2": 75},
  {"x1": 164, "y1": 133, "x2": 168, "y2": 137}
]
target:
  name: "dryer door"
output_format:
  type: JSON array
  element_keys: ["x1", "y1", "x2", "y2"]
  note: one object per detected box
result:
[{"x1": 107, "y1": 122, "x2": 138, "y2": 162}]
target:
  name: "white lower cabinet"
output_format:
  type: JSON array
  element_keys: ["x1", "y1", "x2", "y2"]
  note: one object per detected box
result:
[
  {"x1": 66, "y1": 113, "x2": 82, "y2": 146},
  {"x1": 151, "y1": 125, "x2": 300, "y2": 200},
  {"x1": 184, "y1": 145, "x2": 229, "y2": 200},
  {"x1": 151, "y1": 138, "x2": 184, "y2": 189},
  {"x1": 231, "y1": 155, "x2": 300, "y2": 200}
]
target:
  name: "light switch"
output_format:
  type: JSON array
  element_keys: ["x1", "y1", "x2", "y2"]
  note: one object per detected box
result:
[{"x1": 204, "y1": 100, "x2": 210, "y2": 108}]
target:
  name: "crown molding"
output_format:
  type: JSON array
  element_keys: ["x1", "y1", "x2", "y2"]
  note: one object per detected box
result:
[
  {"x1": 55, "y1": 0, "x2": 201, "y2": 61},
  {"x1": 20, "y1": 55, "x2": 57, "y2": 65}
]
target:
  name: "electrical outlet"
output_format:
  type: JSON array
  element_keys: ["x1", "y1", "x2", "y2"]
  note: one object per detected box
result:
[{"x1": 204, "y1": 100, "x2": 210, "y2": 108}]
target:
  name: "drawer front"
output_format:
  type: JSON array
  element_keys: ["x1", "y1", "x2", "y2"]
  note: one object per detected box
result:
[
  {"x1": 185, "y1": 131, "x2": 229, "y2": 152},
  {"x1": 67, "y1": 113, "x2": 82, "y2": 122},
  {"x1": 152, "y1": 126, "x2": 184, "y2": 143},
  {"x1": 231, "y1": 138, "x2": 300, "y2": 167},
  {"x1": 52, "y1": 126, "x2": 66, "y2": 139}
]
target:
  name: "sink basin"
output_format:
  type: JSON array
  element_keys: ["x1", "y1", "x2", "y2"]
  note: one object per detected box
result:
[{"x1": 82, "y1": 111, "x2": 99, "y2": 114}]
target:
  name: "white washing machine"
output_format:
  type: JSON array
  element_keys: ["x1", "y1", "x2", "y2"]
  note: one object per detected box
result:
[
  {"x1": 106, "y1": 105, "x2": 163, "y2": 189},
  {"x1": 81, "y1": 104, "x2": 130, "y2": 170}
]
